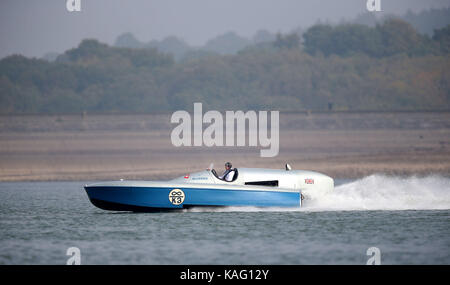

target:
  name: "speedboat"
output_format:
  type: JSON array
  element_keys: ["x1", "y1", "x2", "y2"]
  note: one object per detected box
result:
[{"x1": 84, "y1": 164, "x2": 334, "y2": 212}]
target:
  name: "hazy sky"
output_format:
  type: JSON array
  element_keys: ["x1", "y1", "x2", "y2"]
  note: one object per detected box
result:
[{"x1": 1, "y1": 0, "x2": 450, "y2": 59}]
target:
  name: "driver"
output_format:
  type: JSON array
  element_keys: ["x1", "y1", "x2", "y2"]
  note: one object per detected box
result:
[{"x1": 219, "y1": 162, "x2": 235, "y2": 182}]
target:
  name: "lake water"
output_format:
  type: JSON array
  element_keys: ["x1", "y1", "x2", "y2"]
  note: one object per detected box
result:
[{"x1": 0, "y1": 175, "x2": 449, "y2": 264}]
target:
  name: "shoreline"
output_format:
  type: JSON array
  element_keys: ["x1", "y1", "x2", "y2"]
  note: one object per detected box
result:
[{"x1": 1, "y1": 113, "x2": 449, "y2": 182}]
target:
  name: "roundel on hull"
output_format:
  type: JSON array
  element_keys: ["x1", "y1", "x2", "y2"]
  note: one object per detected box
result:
[{"x1": 169, "y1": 189, "x2": 185, "y2": 205}]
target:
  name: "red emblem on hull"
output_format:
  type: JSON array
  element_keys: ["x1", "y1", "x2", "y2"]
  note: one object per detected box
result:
[
  {"x1": 184, "y1": 174, "x2": 190, "y2": 179},
  {"x1": 305, "y1": 178, "x2": 314, "y2": 184}
]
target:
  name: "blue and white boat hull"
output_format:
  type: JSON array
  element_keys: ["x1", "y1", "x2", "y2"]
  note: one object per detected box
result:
[
  {"x1": 85, "y1": 182, "x2": 302, "y2": 212},
  {"x1": 84, "y1": 167, "x2": 334, "y2": 212}
]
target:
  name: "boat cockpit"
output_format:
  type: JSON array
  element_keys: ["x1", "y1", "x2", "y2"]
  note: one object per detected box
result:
[{"x1": 211, "y1": 168, "x2": 239, "y2": 182}]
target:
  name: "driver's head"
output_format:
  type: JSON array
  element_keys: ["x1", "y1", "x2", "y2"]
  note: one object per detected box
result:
[{"x1": 225, "y1": 162, "x2": 232, "y2": 170}]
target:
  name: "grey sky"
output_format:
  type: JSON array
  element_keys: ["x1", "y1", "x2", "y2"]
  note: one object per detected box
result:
[{"x1": 1, "y1": 0, "x2": 450, "y2": 59}]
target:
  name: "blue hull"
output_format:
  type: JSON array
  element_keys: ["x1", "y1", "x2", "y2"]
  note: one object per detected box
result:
[{"x1": 85, "y1": 186, "x2": 301, "y2": 212}]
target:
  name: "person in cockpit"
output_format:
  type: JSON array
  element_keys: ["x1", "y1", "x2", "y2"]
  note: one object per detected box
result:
[{"x1": 220, "y1": 162, "x2": 236, "y2": 182}]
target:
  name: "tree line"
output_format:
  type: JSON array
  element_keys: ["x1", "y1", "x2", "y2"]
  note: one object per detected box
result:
[{"x1": 0, "y1": 19, "x2": 449, "y2": 114}]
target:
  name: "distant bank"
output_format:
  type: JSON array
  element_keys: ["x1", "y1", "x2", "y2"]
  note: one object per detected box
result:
[{"x1": 0, "y1": 112, "x2": 448, "y2": 181}]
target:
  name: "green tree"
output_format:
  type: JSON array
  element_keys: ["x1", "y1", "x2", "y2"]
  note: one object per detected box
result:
[{"x1": 274, "y1": 33, "x2": 300, "y2": 50}]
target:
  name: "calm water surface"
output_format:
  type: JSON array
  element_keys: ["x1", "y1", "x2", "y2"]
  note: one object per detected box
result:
[{"x1": 0, "y1": 177, "x2": 449, "y2": 264}]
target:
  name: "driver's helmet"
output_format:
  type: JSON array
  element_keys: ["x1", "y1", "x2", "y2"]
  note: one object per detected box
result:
[{"x1": 225, "y1": 162, "x2": 232, "y2": 168}]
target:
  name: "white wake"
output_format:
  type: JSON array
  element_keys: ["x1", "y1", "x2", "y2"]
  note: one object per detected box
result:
[{"x1": 303, "y1": 174, "x2": 450, "y2": 211}]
